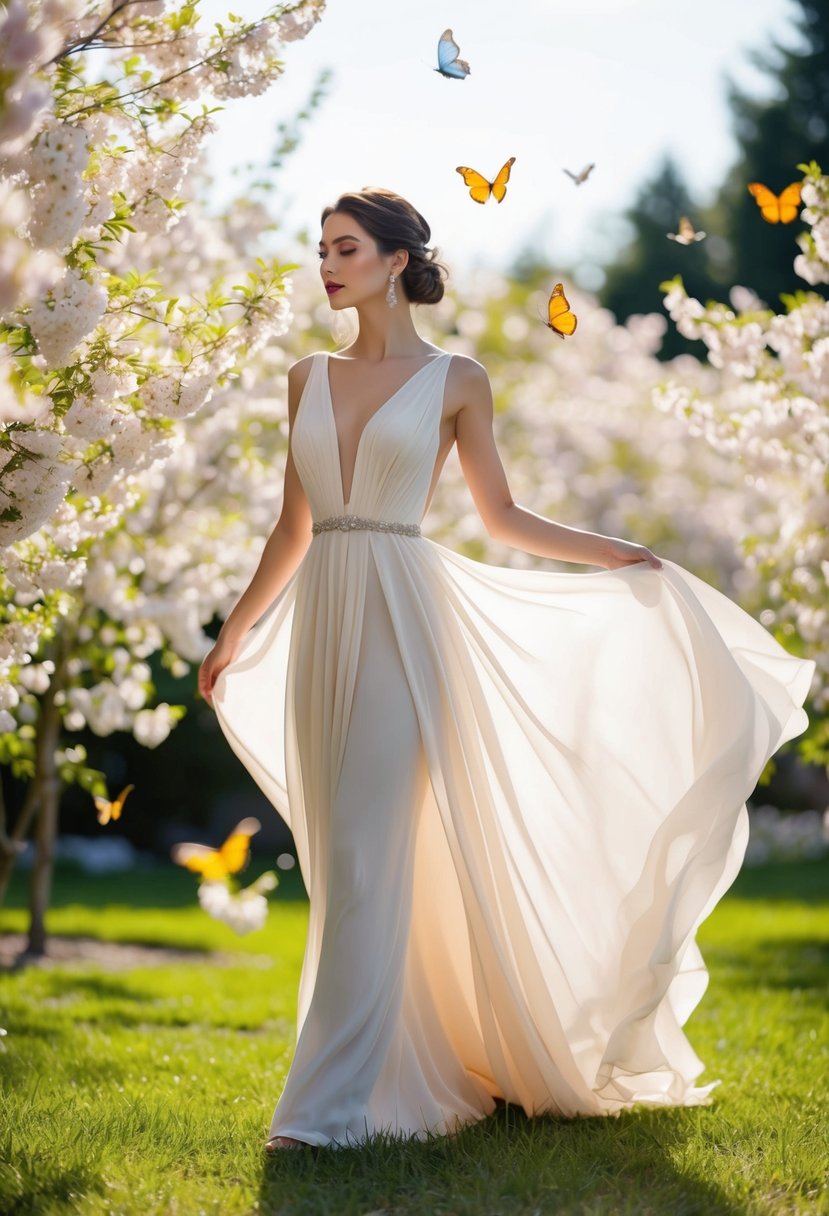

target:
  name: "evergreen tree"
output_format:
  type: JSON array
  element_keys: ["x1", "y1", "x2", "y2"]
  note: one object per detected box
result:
[
  {"x1": 598, "y1": 0, "x2": 828, "y2": 352},
  {"x1": 599, "y1": 156, "x2": 712, "y2": 360},
  {"x1": 710, "y1": 0, "x2": 829, "y2": 304}
]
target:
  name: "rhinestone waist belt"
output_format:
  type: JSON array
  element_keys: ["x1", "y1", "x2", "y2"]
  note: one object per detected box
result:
[{"x1": 311, "y1": 513, "x2": 422, "y2": 537}]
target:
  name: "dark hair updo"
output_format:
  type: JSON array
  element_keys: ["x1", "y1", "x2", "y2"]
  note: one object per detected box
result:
[{"x1": 320, "y1": 186, "x2": 448, "y2": 305}]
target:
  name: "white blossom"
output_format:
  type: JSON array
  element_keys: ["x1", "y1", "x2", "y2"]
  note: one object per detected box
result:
[
  {"x1": 27, "y1": 267, "x2": 108, "y2": 368},
  {"x1": 197, "y1": 877, "x2": 272, "y2": 935},
  {"x1": 133, "y1": 702, "x2": 175, "y2": 747},
  {"x1": 22, "y1": 121, "x2": 90, "y2": 250}
]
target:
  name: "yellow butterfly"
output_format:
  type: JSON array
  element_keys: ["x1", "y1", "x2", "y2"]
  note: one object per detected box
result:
[
  {"x1": 667, "y1": 215, "x2": 707, "y2": 244},
  {"x1": 747, "y1": 181, "x2": 802, "y2": 224},
  {"x1": 171, "y1": 816, "x2": 261, "y2": 882},
  {"x1": 545, "y1": 282, "x2": 577, "y2": 339},
  {"x1": 455, "y1": 157, "x2": 516, "y2": 204},
  {"x1": 94, "y1": 783, "x2": 135, "y2": 825}
]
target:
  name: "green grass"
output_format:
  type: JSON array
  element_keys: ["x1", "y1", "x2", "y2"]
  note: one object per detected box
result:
[{"x1": 1, "y1": 858, "x2": 827, "y2": 1216}]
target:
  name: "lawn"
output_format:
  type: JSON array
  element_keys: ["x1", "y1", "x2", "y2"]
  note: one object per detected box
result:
[{"x1": 1, "y1": 858, "x2": 827, "y2": 1216}]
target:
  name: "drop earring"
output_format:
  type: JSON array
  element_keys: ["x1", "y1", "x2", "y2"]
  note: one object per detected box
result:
[{"x1": 386, "y1": 273, "x2": 397, "y2": 309}]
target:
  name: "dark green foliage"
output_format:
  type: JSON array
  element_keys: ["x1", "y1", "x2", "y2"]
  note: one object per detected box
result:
[
  {"x1": 600, "y1": 0, "x2": 829, "y2": 352},
  {"x1": 600, "y1": 156, "x2": 713, "y2": 360},
  {"x1": 714, "y1": 0, "x2": 829, "y2": 303}
]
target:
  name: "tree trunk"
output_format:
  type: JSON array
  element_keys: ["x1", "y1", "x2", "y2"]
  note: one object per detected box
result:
[
  {"x1": 25, "y1": 670, "x2": 64, "y2": 957},
  {"x1": 0, "y1": 623, "x2": 72, "y2": 949},
  {"x1": 25, "y1": 622, "x2": 72, "y2": 953}
]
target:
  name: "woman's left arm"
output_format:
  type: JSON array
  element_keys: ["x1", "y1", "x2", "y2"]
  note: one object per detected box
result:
[{"x1": 451, "y1": 357, "x2": 662, "y2": 571}]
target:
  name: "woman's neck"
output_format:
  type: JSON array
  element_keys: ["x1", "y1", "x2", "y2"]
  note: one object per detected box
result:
[{"x1": 348, "y1": 302, "x2": 432, "y2": 360}]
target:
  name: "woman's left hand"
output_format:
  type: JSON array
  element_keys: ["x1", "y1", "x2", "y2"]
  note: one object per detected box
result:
[{"x1": 599, "y1": 536, "x2": 663, "y2": 571}]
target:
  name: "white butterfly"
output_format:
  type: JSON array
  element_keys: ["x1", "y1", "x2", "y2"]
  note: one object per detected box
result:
[
  {"x1": 435, "y1": 29, "x2": 470, "y2": 80},
  {"x1": 563, "y1": 163, "x2": 595, "y2": 186},
  {"x1": 667, "y1": 215, "x2": 707, "y2": 244}
]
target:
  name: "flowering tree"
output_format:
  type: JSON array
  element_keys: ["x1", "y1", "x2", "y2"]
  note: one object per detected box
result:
[
  {"x1": 3, "y1": 2, "x2": 822, "y2": 962},
  {"x1": 656, "y1": 161, "x2": 827, "y2": 765},
  {"x1": 0, "y1": 0, "x2": 325, "y2": 954}
]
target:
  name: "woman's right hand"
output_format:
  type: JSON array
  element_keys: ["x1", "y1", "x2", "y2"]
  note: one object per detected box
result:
[{"x1": 198, "y1": 633, "x2": 243, "y2": 708}]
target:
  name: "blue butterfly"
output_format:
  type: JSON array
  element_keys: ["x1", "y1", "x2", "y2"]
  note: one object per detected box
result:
[{"x1": 435, "y1": 29, "x2": 470, "y2": 80}]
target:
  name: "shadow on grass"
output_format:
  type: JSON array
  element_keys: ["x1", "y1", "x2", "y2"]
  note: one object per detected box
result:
[
  {"x1": 710, "y1": 935, "x2": 829, "y2": 1009},
  {"x1": 1, "y1": 1047, "x2": 130, "y2": 1098},
  {"x1": 728, "y1": 857, "x2": 829, "y2": 905},
  {"x1": 16, "y1": 970, "x2": 168, "y2": 1002},
  {"x1": 3, "y1": 859, "x2": 309, "y2": 911},
  {"x1": 3, "y1": 863, "x2": 204, "y2": 912},
  {"x1": 1, "y1": 860, "x2": 308, "y2": 960},
  {"x1": 0, "y1": 934, "x2": 220, "y2": 973},
  {"x1": 257, "y1": 1101, "x2": 743, "y2": 1216},
  {"x1": 1, "y1": 1162, "x2": 103, "y2": 1216}
]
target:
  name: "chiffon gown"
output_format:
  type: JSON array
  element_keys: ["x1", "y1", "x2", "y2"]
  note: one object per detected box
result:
[{"x1": 212, "y1": 349, "x2": 814, "y2": 1150}]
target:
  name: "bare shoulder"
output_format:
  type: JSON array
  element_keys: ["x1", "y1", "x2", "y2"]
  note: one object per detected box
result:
[
  {"x1": 288, "y1": 352, "x2": 318, "y2": 385},
  {"x1": 445, "y1": 354, "x2": 492, "y2": 416},
  {"x1": 286, "y1": 353, "x2": 319, "y2": 421},
  {"x1": 446, "y1": 353, "x2": 490, "y2": 391}
]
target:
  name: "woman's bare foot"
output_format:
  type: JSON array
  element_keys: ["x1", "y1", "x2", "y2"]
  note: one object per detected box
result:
[{"x1": 264, "y1": 1135, "x2": 306, "y2": 1152}]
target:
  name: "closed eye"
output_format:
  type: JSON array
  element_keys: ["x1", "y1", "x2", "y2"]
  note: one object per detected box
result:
[{"x1": 318, "y1": 249, "x2": 356, "y2": 258}]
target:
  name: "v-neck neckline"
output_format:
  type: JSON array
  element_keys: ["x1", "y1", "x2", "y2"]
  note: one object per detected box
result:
[{"x1": 323, "y1": 350, "x2": 447, "y2": 507}]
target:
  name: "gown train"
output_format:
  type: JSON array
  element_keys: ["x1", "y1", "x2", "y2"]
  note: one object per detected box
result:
[{"x1": 213, "y1": 350, "x2": 814, "y2": 1148}]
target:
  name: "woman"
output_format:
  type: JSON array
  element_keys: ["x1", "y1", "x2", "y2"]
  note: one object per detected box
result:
[{"x1": 199, "y1": 187, "x2": 814, "y2": 1153}]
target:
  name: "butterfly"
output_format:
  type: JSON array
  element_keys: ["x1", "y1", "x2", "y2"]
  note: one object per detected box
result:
[
  {"x1": 746, "y1": 181, "x2": 802, "y2": 224},
  {"x1": 435, "y1": 29, "x2": 470, "y2": 79},
  {"x1": 667, "y1": 215, "x2": 707, "y2": 244},
  {"x1": 171, "y1": 816, "x2": 261, "y2": 882},
  {"x1": 94, "y1": 783, "x2": 135, "y2": 825},
  {"x1": 563, "y1": 163, "x2": 595, "y2": 186},
  {"x1": 545, "y1": 282, "x2": 577, "y2": 339},
  {"x1": 455, "y1": 157, "x2": 516, "y2": 204}
]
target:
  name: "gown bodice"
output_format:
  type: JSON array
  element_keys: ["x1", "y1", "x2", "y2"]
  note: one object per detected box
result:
[{"x1": 290, "y1": 350, "x2": 453, "y2": 526}]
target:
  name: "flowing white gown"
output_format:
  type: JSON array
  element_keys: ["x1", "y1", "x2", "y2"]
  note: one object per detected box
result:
[{"x1": 212, "y1": 349, "x2": 814, "y2": 1150}]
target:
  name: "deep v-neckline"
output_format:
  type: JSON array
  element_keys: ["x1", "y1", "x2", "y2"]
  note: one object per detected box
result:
[{"x1": 324, "y1": 351, "x2": 447, "y2": 506}]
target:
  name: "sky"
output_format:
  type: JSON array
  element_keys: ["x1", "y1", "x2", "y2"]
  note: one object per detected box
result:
[{"x1": 196, "y1": 0, "x2": 803, "y2": 284}]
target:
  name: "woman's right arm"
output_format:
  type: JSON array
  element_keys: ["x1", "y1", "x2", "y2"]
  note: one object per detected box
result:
[{"x1": 198, "y1": 355, "x2": 315, "y2": 706}]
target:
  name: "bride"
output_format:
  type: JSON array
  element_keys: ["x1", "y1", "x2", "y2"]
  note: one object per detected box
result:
[{"x1": 199, "y1": 187, "x2": 813, "y2": 1153}]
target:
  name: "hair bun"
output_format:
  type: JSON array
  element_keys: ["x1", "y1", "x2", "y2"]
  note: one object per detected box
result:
[
  {"x1": 321, "y1": 187, "x2": 449, "y2": 306},
  {"x1": 402, "y1": 243, "x2": 447, "y2": 305}
]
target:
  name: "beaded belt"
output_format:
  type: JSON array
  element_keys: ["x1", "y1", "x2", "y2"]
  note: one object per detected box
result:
[{"x1": 311, "y1": 513, "x2": 422, "y2": 537}]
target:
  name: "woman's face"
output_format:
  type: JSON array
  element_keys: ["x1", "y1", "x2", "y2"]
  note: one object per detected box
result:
[{"x1": 318, "y1": 211, "x2": 400, "y2": 309}]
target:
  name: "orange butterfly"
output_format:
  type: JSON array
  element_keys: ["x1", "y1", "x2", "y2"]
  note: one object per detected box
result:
[
  {"x1": 455, "y1": 157, "x2": 516, "y2": 204},
  {"x1": 667, "y1": 216, "x2": 706, "y2": 244},
  {"x1": 171, "y1": 817, "x2": 261, "y2": 882},
  {"x1": 747, "y1": 181, "x2": 802, "y2": 224},
  {"x1": 545, "y1": 282, "x2": 577, "y2": 339},
  {"x1": 94, "y1": 783, "x2": 134, "y2": 825}
]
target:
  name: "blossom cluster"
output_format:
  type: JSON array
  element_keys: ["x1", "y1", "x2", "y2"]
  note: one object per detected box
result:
[
  {"x1": 2, "y1": 0, "x2": 325, "y2": 532},
  {"x1": 656, "y1": 164, "x2": 828, "y2": 726},
  {"x1": 0, "y1": 192, "x2": 295, "y2": 741},
  {"x1": 197, "y1": 870, "x2": 278, "y2": 935},
  {"x1": 0, "y1": 0, "x2": 86, "y2": 157},
  {"x1": 794, "y1": 168, "x2": 829, "y2": 286}
]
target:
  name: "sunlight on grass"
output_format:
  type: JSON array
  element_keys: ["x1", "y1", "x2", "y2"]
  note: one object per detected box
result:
[{"x1": 1, "y1": 860, "x2": 827, "y2": 1215}]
